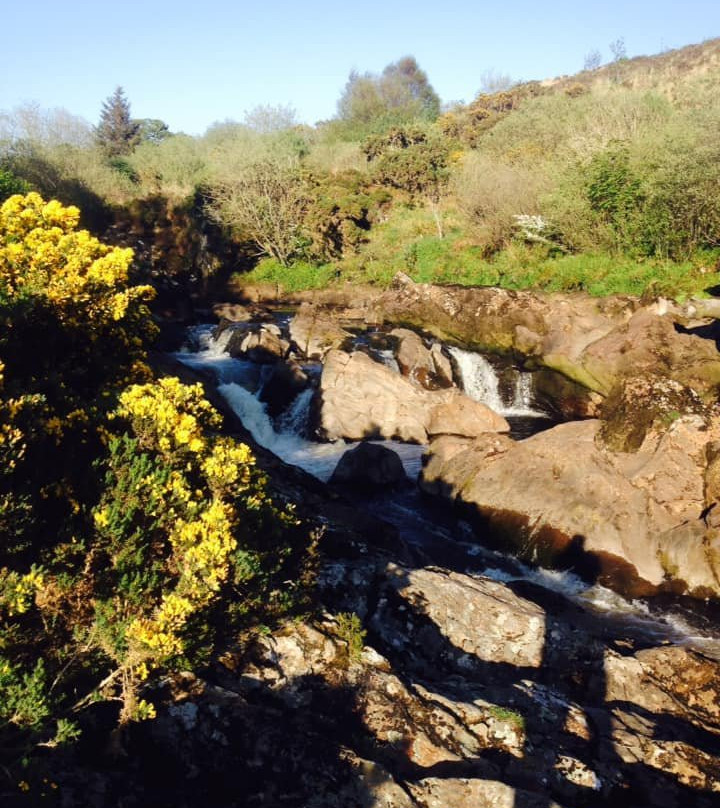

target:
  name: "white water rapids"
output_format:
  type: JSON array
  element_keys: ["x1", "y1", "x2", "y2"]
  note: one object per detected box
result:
[
  {"x1": 448, "y1": 346, "x2": 544, "y2": 417},
  {"x1": 174, "y1": 323, "x2": 720, "y2": 659}
]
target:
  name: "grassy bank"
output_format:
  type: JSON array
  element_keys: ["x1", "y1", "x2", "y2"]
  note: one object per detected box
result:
[{"x1": 237, "y1": 205, "x2": 720, "y2": 300}]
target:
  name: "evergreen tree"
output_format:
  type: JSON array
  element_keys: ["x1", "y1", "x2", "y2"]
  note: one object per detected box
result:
[{"x1": 95, "y1": 86, "x2": 139, "y2": 157}]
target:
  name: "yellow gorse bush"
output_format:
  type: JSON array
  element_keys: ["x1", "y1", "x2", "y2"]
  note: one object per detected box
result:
[
  {"x1": 0, "y1": 193, "x2": 153, "y2": 325},
  {"x1": 94, "y1": 378, "x2": 299, "y2": 721},
  {"x1": 115, "y1": 377, "x2": 220, "y2": 455}
]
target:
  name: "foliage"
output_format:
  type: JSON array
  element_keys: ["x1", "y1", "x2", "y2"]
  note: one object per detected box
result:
[
  {"x1": 0, "y1": 167, "x2": 28, "y2": 201},
  {"x1": 303, "y1": 171, "x2": 391, "y2": 260},
  {"x1": 336, "y1": 56, "x2": 440, "y2": 137},
  {"x1": 364, "y1": 127, "x2": 450, "y2": 237},
  {"x1": 0, "y1": 196, "x2": 318, "y2": 776},
  {"x1": 241, "y1": 257, "x2": 337, "y2": 292},
  {"x1": 0, "y1": 194, "x2": 156, "y2": 558},
  {"x1": 452, "y1": 151, "x2": 548, "y2": 252},
  {"x1": 335, "y1": 612, "x2": 366, "y2": 663},
  {"x1": 243, "y1": 104, "x2": 298, "y2": 134},
  {"x1": 95, "y1": 87, "x2": 140, "y2": 158},
  {"x1": 207, "y1": 158, "x2": 309, "y2": 265},
  {"x1": 134, "y1": 118, "x2": 171, "y2": 145},
  {"x1": 87, "y1": 378, "x2": 313, "y2": 721}
]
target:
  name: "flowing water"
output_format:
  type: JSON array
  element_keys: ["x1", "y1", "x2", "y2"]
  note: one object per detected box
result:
[{"x1": 175, "y1": 321, "x2": 720, "y2": 659}]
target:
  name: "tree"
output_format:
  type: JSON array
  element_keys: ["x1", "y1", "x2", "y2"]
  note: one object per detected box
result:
[
  {"x1": 134, "y1": 118, "x2": 171, "y2": 145},
  {"x1": 243, "y1": 104, "x2": 298, "y2": 134},
  {"x1": 207, "y1": 159, "x2": 308, "y2": 265},
  {"x1": 0, "y1": 167, "x2": 28, "y2": 201},
  {"x1": 95, "y1": 87, "x2": 140, "y2": 157},
  {"x1": 609, "y1": 38, "x2": 628, "y2": 62},
  {"x1": 477, "y1": 69, "x2": 516, "y2": 95},
  {"x1": 336, "y1": 56, "x2": 440, "y2": 134},
  {"x1": 381, "y1": 56, "x2": 441, "y2": 120},
  {"x1": 583, "y1": 49, "x2": 603, "y2": 71}
]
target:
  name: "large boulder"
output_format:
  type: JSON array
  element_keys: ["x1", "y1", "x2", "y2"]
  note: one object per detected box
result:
[
  {"x1": 421, "y1": 416, "x2": 720, "y2": 598},
  {"x1": 427, "y1": 389, "x2": 511, "y2": 438},
  {"x1": 552, "y1": 308, "x2": 720, "y2": 398},
  {"x1": 329, "y1": 443, "x2": 409, "y2": 489},
  {"x1": 289, "y1": 302, "x2": 352, "y2": 359},
  {"x1": 316, "y1": 350, "x2": 509, "y2": 443},
  {"x1": 373, "y1": 272, "x2": 634, "y2": 363},
  {"x1": 390, "y1": 327, "x2": 454, "y2": 390},
  {"x1": 225, "y1": 324, "x2": 290, "y2": 363},
  {"x1": 371, "y1": 564, "x2": 546, "y2": 670},
  {"x1": 258, "y1": 359, "x2": 310, "y2": 417}
]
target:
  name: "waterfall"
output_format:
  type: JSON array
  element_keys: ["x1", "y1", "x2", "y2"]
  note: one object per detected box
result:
[
  {"x1": 217, "y1": 382, "x2": 425, "y2": 482},
  {"x1": 449, "y1": 347, "x2": 543, "y2": 417},
  {"x1": 448, "y1": 347, "x2": 505, "y2": 412},
  {"x1": 276, "y1": 387, "x2": 313, "y2": 436}
]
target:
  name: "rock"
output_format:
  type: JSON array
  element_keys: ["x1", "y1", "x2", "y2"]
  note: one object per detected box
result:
[
  {"x1": 372, "y1": 564, "x2": 546, "y2": 670},
  {"x1": 390, "y1": 328, "x2": 454, "y2": 390},
  {"x1": 534, "y1": 368, "x2": 603, "y2": 419},
  {"x1": 427, "y1": 389, "x2": 510, "y2": 437},
  {"x1": 316, "y1": 350, "x2": 508, "y2": 444},
  {"x1": 211, "y1": 302, "x2": 254, "y2": 322},
  {"x1": 289, "y1": 302, "x2": 352, "y2": 359},
  {"x1": 604, "y1": 645, "x2": 720, "y2": 729},
  {"x1": 316, "y1": 350, "x2": 431, "y2": 442},
  {"x1": 329, "y1": 443, "x2": 409, "y2": 489},
  {"x1": 421, "y1": 417, "x2": 720, "y2": 598},
  {"x1": 258, "y1": 360, "x2": 310, "y2": 417},
  {"x1": 374, "y1": 272, "x2": 634, "y2": 364},
  {"x1": 228, "y1": 326, "x2": 290, "y2": 363},
  {"x1": 565, "y1": 308, "x2": 720, "y2": 399},
  {"x1": 372, "y1": 275, "x2": 720, "y2": 405},
  {"x1": 409, "y1": 778, "x2": 568, "y2": 808},
  {"x1": 429, "y1": 342, "x2": 454, "y2": 387},
  {"x1": 597, "y1": 376, "x2": 709, "y2": 453}
]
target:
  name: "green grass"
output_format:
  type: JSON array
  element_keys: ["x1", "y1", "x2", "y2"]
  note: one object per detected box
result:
[
  {"x1": 241, "y1": 258, "x2": 337, "y2": 292},
  {"x1": 488, "y1": 705, "x2": 526, "y2": 730},
  {"x1": 233, "y1": 205, "x2": 720, "y2": 300}
]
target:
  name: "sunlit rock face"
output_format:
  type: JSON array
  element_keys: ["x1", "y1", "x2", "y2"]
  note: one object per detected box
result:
[
  {"x1": 421, "y1": 415, "x2": 720, "y2": 599},
  {"x1": 316, "y1": 349, "x2": 508, "y2": 443}
]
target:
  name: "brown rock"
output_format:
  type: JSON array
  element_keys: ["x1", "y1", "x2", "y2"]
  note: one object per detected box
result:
[
  {"x1": 390, "y1": 328, "x2": 454, "y2": 390},
  {"x1": 427, "y1": 389, "x2": 510, "y2": 437},
  {"x1": 372, "y1": 564, "x2": 546, "y2": 669},
  {"x1": 317, "y1": 351, "x2": 508, "y2": 443},
  {"x1": 421, "y1": 417, "x2": 720, "y2": 598},
  {"x1": 289, "y1": 302, "x2": 352, "y2": 359},
  {"x1": 409, "y1": 778, "x2": 567, "y2": 808},
  {"x1": 329, "y1": 443, "x2": 409, "y2": 489}
]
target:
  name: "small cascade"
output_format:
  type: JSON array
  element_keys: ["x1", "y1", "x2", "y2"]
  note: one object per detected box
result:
[
  {"x1": 217, "y1": 382, "x2": 425, "y2": 483},
  {"x1": 448, "y1": 347, "x2": 505, "y2": 412},
  {"x1": 175, "y1": 326, "x2": 260, "y2": 386},
  {"x1": 376, "y1": 349, "x2": 400, "y2": 374},
  {"x1": 276, "y1": 387, "x2": 314, "y2": 436},
  {"x1": 508, "y1": 372, "x2": 541, "y2": 416},
  {"x1": 449, "y1": 347, "x2": 544, "y2": 417}
]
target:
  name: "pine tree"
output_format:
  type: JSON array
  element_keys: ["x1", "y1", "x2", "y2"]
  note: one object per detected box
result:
[{"x1": 95, "y1": 86, "x2": 139, "y2": 157}]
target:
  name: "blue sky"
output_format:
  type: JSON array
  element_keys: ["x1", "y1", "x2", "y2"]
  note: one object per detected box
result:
[{"x1": 2, "y1": 0, "x2": 719, "y2": 135}]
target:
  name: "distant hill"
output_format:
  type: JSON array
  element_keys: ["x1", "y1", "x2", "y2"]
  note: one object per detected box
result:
[{"x1": 442, "y1": 37, "x2": 720, "y2": 145}]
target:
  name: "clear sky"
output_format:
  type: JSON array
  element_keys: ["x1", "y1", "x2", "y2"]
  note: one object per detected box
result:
[{"x1": 2, "y1": 0, "x2": 719, "y2": 135}]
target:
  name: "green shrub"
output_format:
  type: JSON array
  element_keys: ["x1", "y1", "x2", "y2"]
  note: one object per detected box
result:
[{"x1": 335, "y1": 612, "x2": 366, "y2": 662}]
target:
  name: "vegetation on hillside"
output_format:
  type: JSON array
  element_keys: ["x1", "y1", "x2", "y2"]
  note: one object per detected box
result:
[{"x1": 3, "y1": 40, "x2": 720, "y2": 299}]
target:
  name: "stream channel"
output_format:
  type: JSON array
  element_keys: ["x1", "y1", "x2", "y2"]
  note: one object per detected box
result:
[{"x1": 174, "y1": 313, "x2": 720, "y2": 661}]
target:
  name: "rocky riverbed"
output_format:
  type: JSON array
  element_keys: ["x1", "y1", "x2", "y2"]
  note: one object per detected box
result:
[{"x1": 53, "y1": 277, "x2": 720, "y2": 807}]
